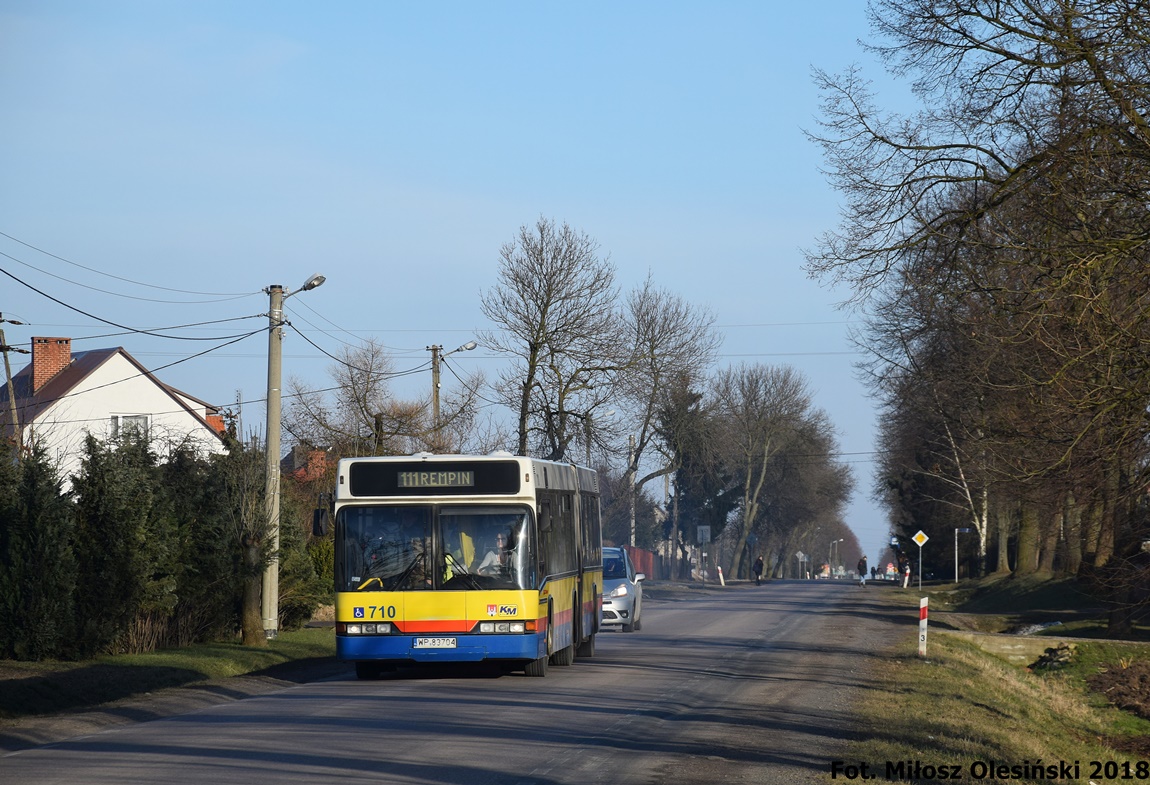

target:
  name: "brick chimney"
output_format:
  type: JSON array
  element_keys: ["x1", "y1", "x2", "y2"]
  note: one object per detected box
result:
[{"x1": 32, "y1": 337, "x2": 72, "y2": 392}]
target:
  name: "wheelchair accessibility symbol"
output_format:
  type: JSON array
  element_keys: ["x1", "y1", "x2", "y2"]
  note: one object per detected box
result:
[{"x1": 354, "y1": 607, "x2": 365, "y2": 618}]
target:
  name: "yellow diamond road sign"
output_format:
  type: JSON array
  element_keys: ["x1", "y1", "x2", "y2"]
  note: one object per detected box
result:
[{"x1": 913, "y1": 530, "x2": 929, "y2": 546}]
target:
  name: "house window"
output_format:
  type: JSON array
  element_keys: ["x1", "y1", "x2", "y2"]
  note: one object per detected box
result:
[{"x1": 111, "y1": 414, "x2": 150, "y2": 440}]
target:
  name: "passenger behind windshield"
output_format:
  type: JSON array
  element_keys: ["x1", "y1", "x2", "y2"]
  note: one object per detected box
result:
[{"x1": 440, "y1": 507, "x2": 532, "y2": 590}]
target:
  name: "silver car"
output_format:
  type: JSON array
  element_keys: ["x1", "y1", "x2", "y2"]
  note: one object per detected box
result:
[{"x1": 601, "y1": 546, "x2": 644, "y2": 632}]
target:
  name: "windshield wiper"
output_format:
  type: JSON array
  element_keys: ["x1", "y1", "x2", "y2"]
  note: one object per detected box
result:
[
  {"x1": 392, "y1": 552, "x2": 425, "y2": 589},
  {"x1": 445, "y1": 552, "x2": 483, "y2": 590}
]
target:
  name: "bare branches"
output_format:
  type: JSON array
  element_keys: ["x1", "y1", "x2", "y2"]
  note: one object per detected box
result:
[
  {"x1": 827, "y1": 3, "x2": 1150, "y2": 599},
  {"x1": 806, "y1": 1, "x2": 1150, "y2": 301},
  {"x1": 479, "y1": 216, "x2": 623, "y2": 460}
]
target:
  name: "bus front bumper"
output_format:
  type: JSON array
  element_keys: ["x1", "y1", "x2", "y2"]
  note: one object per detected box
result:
[{"x1": 337, "y1": 633, "x2": 546, "y2": 664}]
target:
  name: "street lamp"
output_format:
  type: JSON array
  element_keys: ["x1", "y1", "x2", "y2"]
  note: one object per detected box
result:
[
  {"x1": 427, "y1": 340, "x2": 477, "y2": 452},
  {"x1": 829, "y1": 538, "x2": 844, "y2": 576},
  {"x1": 262, "y1": 273, "x2": 325, "y2": 639}
]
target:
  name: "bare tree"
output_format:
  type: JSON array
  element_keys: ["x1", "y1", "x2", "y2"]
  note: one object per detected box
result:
[
  {"x1": 711, "y1": 364, "x2": 817, "y2": 578},
  {"x1": 479, "y1": 217, "x2": 624, "y2": 460},
  {"x1": 615, "y1": 275, "x2": 720, "y2": 481},
  {"x1": 284, "y1": 339, "x2": 481, "y2": 457}
]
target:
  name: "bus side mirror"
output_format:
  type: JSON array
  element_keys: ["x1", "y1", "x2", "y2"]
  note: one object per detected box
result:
[{"x1": 312, "y1": 508, "x2": 330, "y2": 537}]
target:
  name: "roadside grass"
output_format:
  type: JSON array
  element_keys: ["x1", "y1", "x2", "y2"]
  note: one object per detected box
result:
[
  {"x1": 949, "y1": 573, "x2": 1099, "y2": 614},
  {"x1": 0, "y1": 627, "x2": 335, "y2": 720},
  {"x1": 846, "y1": 586, "x2": 1150, "y2": 783},
  {"x1": 849, "y1": 633, "x2": 1150, "y2": 782},
  {"x1": 928, "y1": 573, "x2": 1150, "y2": 641}
]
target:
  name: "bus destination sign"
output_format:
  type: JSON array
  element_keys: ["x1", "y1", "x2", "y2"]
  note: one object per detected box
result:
[
  {"x1": 397, "y1": 470, "x2": 475, "y2": 489},
  {"x1": 348, "y1": 459, "x2": 521, "y2": 497}
]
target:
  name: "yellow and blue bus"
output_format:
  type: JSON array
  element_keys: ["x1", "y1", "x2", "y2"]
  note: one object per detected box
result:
[{"x1": 329, "y1": 452, "x2": 603, "y2": 678}]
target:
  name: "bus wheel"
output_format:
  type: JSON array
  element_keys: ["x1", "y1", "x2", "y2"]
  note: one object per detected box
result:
[
  {"x1": 524, "y1": 656, "x2": 549, "y2": 677},
  {"x1": 576, "y1": 634, "x2": 595, "y2": 658},
  {"x1": 552, "y1": 644, "x2": 575, "y2": 666}
]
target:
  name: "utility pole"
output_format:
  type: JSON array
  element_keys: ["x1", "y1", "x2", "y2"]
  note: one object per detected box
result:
[
  {"x1": 429, "y1": 344, "x2": 442, "y2": 434},
  {"x1": 584, "y1": 413, "x2": 592, "y2": 467},
  {"x1": 628, "y1": 433, "x2": 636, "y2": 547},
  {"x1": 261, "y1": 284, "x2": 286, "y2": 640},
  {"x1": 0, "y1": 314, "x2": 28, "y2": 454},
  {"x1": 261, "y1": 275, "x2": 325, "y2": 640},
  {"x1": 427, "y1": 341, "x2": 476, "y2": 453}
]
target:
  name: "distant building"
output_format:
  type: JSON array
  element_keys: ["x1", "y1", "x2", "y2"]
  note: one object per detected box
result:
[
  {"x1": 281, "y1": 444, "x2": 330, "y2": 483},
  {"x1": 0, "y1": 336, "x2": 228, "y2": 483}
]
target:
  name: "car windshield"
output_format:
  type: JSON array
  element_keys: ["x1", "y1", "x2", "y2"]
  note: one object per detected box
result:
[{"x1": 604, "y1": 553, "x2": 627, "y2": 579}]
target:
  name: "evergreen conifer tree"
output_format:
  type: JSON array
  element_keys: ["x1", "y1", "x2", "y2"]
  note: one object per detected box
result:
[
  {"x1": 71, "y1": 434, "x2": 157, "y2": 656},
  {"x1": 0, "y1": 444, "x2": 76, "y2": 660}
]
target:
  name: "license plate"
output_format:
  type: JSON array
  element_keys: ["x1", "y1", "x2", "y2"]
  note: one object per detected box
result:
[{"x1": 414, "y1": 637, "x2": 457, "y2": 648}]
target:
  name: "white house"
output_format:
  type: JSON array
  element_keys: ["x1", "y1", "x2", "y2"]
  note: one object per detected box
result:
[{"x1": 0, "y1": 337, "x2": 228, "y2": 483}]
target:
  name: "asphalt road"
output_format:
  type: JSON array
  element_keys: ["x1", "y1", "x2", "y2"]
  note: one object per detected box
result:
[{"x1": 0, "y1": 580, "x2": 911, "y2": 785}]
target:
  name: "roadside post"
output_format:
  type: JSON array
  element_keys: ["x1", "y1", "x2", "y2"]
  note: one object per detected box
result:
[
  {"x1": 954, "y1": 528, "x2": 971, "y2": 583},
  {"x1": 912, "y1": 530, "x2": 929, "y2": 589},
  {"x1": 918, "y1": 597, "x2": 928, "y2": 657},
  {"x1": 698, "y1": 526, "x2": 710, "y2": 587}
]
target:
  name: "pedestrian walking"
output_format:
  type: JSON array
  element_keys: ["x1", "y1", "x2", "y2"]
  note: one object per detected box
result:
[
  {"x1": 857, "y1": 555, "x2": 868, "y2": 586},
  {"x1": 898, "y1": 553, "x2": 911, "y2": 588},
  {"x1": 752, "y1": 555, "x2": 764, "y2": 586}
]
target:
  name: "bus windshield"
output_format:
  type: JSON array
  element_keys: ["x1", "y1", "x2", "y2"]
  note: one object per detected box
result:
[
  {"x1": 339, "y1": 505, "x2": 432, "y2": 591},
  {"x1": 440, "y1": 505, "x2": 534, "y2": 591},
  {"x1": 336, "y1": 504, "x2": 535, "y2": 592}
]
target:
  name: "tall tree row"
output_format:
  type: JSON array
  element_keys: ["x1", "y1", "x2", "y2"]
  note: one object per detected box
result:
[{"x1": 808, "y1": 0, "x2": 1150, "y2": 630}]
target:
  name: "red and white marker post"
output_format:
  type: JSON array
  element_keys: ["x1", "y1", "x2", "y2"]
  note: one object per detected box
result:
[{"x1": 918, "y1": 597, "x2": 928, "y2": 657}]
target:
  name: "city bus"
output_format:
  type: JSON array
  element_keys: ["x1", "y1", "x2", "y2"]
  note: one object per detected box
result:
[{"x1": 325, "y1": 452, "x2": 603, "y2": 678}]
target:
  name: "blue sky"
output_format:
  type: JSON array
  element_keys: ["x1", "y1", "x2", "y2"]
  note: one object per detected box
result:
[{"x1": 1, "y1": 1, "x2": 901, "y2": 560}]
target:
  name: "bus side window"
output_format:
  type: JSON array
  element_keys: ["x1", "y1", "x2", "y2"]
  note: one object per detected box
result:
[{"x1": 538, "y1": 499, "x2": 552, "y2": 531}]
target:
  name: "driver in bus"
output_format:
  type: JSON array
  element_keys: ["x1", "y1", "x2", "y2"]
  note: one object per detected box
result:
[
  {"x1": 361, "y1": 522, "x2": 402, "y2": 580},
  {"x1": 398, "y1": 515, "x2": 430, "y2": 586},
  {"x1": 477, "y1": 530, "x2": 514, "y2": 575}
]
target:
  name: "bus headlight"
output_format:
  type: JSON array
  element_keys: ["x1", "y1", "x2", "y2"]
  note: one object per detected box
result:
[{"x1": 339, "y1": 622, "x2": 392, "y2": 635}]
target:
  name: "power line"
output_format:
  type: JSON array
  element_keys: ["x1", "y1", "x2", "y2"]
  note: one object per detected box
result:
[
  {"x1": 717, "y1": 320, "x2": 859, "y2": 327},
  {"x1": 286, "y1": 323, "x2": 432, "y2": 381},
  {"x1": 0, "y1": 230, "x2": 258, "y2": 299},
  {"x1": 8, "y1": 325, "x2": 268, "y2": 413},
  {"x1": 0, "y1": 264, "x2": 263, "y2": 340}
]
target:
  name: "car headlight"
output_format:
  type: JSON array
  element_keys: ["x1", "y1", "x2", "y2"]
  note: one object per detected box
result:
[{"x1": 609, "y1": 584, "x2": 630, "y2": 598}]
